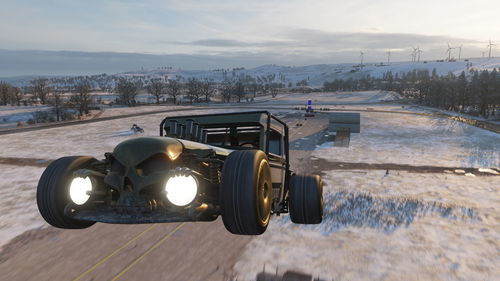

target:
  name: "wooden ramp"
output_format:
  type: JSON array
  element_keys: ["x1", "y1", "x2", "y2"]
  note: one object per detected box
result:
[
  {"x1": 334, "y1": 128, "x2": 351, "y2": 147},
  {"x1": 329, "y1": 112, "x2": 361, "y2": 147}
]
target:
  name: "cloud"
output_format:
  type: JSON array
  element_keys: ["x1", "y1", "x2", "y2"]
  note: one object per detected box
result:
[
  {"x1": 157, "y1": 39, "x2": 295, "y2": 48},
  {"x1": 282, "y1": 29, "x2": 479, "y2": 50},
  {"x1": 157, "y1": 29, "x2": 480, "y2": 53},
  {"x1": 0, "y1": 31, "x2": 493, "y2": 76}
]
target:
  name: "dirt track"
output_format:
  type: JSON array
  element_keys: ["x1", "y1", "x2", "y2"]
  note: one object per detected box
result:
[
  {"x1": 0, "y1": 113, "x2": 329, "y2": 281},
  {"x1": 1, "y1": 155, "x2": 497, "y2": 176},
  {"x1": 1, "y1": 102, "x2": 498, "y2": 136}
]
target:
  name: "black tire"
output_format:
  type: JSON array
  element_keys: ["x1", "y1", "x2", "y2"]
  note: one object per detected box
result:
[
  {"x1": 289, "y1": 174, "x2": 323, "y2": 224},
  {"x1": 37, "y1": 156, "x2": 97, "y2": 229},
  {"x1": 220, "y1": 150, "x2": 272, "y2": 235}
]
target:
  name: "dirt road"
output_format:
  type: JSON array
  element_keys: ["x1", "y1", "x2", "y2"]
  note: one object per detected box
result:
[{"x1": 2, "y1": 102, "x2": 497, "y2": 136}]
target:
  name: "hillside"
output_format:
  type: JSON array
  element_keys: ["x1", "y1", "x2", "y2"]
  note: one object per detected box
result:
[
  {"x1": 3, "y1": 57, "x2": 500, "y2": 88},
  {"x1": 119, "y1": 57, "x2": 500, "y2": 86}
]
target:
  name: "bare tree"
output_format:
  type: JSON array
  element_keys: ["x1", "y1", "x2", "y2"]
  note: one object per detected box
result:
[
  {"x1": 233, "y1": 81, "x2": 245, "y2": 102},
  {"x1": 116, "y1": 78, "x2": 137, "y2": 106},
  {"x1": 269, "y1": 83, "x2": 279, "y2": 98},
  {"x1": 72, "y1": 81, "x2": 93, "y2": 116},
  {"x1": 221, "y1": 79, "x2": 233, "y2": 103},
  {"x1": 12, "y1": 87, "x2": 24, "y2": 106},
  {"x1": 147, "y1": 78, "x2": 165, "y2": 104},
  {"x1": 49, "y1": 90, "x2": 64, "y2": 121},
  {"x1": 165, "y1": 79, "x2": 182, "y2": 104},
  {"x1": 186, "y1": 77, "x2": 202, "y2": 104},
  {"x1": 0, "y1": 82, "x2": 12, "y2": 105},
  {"x1": 201, "y1": 78, "x2": 215, "y2": 103},
  {"x1": 31, "y1": 78, "x2": 51, "y2": 104}
]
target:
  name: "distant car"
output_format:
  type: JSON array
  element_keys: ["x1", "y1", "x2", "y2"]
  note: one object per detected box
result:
[
  {"x1": 130, "y1": 123, "x2": 144, "y2": 133},
  {"x1": 37, "y1": 111, "x2": 323, "y2": 235}
]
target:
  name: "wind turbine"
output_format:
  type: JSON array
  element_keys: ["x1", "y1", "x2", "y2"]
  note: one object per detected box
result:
[
  {"x1": 487, "y1": 40, "x2": 495, "y2": 59},
  {"x1": 457, "y1": 44, "x2": 463, "y2": 60},
  {"x1": 446, "y1": 43, "x2": 454, "y2": 61},
  {"x1": 411, "y1": 47, "x2": 417, "y2": 62},
  {"x1": 360, "y1": 51, "x2": 365, "y2": 67},
  {"x1": 386, "y1": 49, "x2": 391, "y2": 65},
  {"x1": 416, "y1": 46, "x2": 423, "y2": 62}
]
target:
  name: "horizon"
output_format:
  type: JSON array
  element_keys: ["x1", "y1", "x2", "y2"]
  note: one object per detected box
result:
[
  {"x1": 0, "y1": 48, "x2": 498, "y2": 78},
  {"x1": 0, "y1": 0, "x2": 500, "y2": 77},
  {"x1": 1, "y1": 0, "x2": 499, "y2": 76}
]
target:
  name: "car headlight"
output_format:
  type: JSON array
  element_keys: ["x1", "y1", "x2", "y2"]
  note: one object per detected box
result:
[
  {"x1": 165, "y1": 174, "x2": 198, "y2": 206},
  {"x1": 69, "y1": 177, "x2": 92, "y2": 205}
]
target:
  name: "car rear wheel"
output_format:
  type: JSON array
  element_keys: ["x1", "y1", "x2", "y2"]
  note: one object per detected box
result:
[
  {"x1": 220, "y1": 150, "x2": 272, "y2": 235},
  {"x1": 37, "y1": 156, "x2": 97, "y2": 229},
  {"x1": 289, "y1": 174, "x2": 323, "y2": 224}
]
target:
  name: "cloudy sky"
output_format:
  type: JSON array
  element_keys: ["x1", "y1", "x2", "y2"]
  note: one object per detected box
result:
[{"x1": 1, "y1": 0, "x2": 499, "y2": 75}]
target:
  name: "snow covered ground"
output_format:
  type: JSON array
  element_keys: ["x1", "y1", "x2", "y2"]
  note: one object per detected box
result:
[
  {"x1": 234, "y1": 100, "x2": 499, "y2": 280},
  {"x1": 263, "y1": 91, "x2": 400, "y2": 105},
  {"x1": 0, "y1": 105, "x2": 52, "y2": 129},
  {"x1": 5, "y1": 57, "x2": 500, "y2": 88},
  {"x1": 0, "y1": 164, "x2": 46, "y2": 245},
  {"x1": 323, "y1": 112, "x2": 500, "y2": 168},
  {"x1": 118, "y1": 57, "x2": 500, "y2": 86},
  {"x1": 235, "y1": 170, "x2": 499, "y2": 280},
  {"x1": 0, "y1": 91, "x2": 498, "y2": 280}
]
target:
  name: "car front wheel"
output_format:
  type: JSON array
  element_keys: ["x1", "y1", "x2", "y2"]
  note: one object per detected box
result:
[
  {"x1": 37, "y1": 156, "x2": 97, "y2": 229},
  {"x1": 220, "y1": 150, "x2": 272, "y2": 235}
]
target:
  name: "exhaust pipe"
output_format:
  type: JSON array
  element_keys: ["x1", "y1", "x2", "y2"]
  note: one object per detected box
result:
[
  {"x1": 168, "y1": 120, "x2": 179, "y2": 137},
  {"x1": 201, "y1": 130, "x2": 208, "y2": 143},
  {"x1": 185, "y1": 119, "x2": 195, "y2": 140},
  {"x1": 176, "y1": 123, "x2": 185, "y2": 139},
  {"x1": 192, "y1": 123, "x2": 200, "y2": 140}
]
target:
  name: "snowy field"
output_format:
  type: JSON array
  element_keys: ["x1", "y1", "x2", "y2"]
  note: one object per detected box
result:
[
  {"x1": 5, "y1": 58, "x2": 500, "y2": 88},
  {"x1": 0, "y1": 105, "x2": 52, "y2": 128},
  {"x1": 324, "y1": 112, "x2": 500, "y2": 168},
  {"x1": 234, "y1": 101, "x2": 500, "y2": 280},
  {"x1": 263, "y1": 91, "x2": 399, "y2": 105},
  {"x1": 116, "y1": 57, "x2": 500, "y2": 86},
  {"x1": 0, "y1": 91, "x2": 498, "y2": 280}
]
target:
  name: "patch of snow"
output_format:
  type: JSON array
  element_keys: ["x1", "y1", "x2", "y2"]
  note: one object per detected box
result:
[
  {"x1": 313, "y1": 112, "x2": 500, "y2": 168},
  {"x1": 0, "y1": 164, "x2": 46, "y2": 245},
  {"x1": 478, "y1": 168, "x2": 499, "y2": 175},
  {"x1": 235, "y1": 170, "x2": 499, "y2": 281}
]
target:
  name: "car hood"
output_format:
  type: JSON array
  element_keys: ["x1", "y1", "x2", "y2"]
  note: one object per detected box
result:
[
  {"x1": 112, "y1": 137, "x2": 233, "y2": 167},
  {"x1": 112, "y1": 137, "x2": 183, "y2": 167}
]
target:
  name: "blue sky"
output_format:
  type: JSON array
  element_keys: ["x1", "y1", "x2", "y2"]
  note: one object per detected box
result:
[{"x1": 1, "y1": 0, "x2": 499, "y2": 72}]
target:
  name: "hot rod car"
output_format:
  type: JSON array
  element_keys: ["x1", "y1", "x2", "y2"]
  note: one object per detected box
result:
[{"x1": 37, "y1": 111, "x2": 323, "y2": 235}]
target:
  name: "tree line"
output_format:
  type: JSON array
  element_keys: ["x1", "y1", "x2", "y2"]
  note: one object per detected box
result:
[
  {"x1": 0, "y1": 78, "x2": 94, "y2": 122},
  {"x1": 109, "y1": 75, "x2": 287, "y2": 105},
  {"x1": 0, "y1": 73, "x2": 290, "y2": 114},
  {"x1": 323, "y1": 69, "x2": 500, "y2": 118}
]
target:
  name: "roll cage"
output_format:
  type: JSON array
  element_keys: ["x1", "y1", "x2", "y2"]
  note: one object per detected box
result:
[{"x1": 159, "y1": 111, "x2": 291, "y2": 212}]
